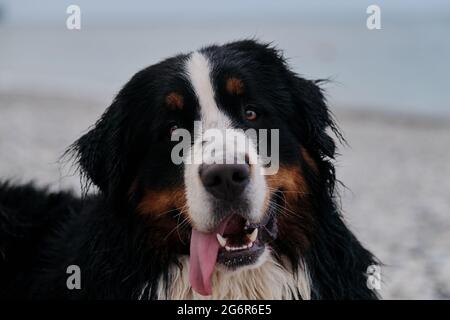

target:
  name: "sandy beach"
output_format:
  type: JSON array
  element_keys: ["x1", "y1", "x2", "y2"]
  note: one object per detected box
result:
[{"x1": 1, "y1": 92, "x2": 449, "y2": 299}]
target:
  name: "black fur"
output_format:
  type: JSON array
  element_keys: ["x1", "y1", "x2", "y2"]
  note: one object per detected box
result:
[{"x1": 0, "y1": 40, "x2": 378, "y2": 299}]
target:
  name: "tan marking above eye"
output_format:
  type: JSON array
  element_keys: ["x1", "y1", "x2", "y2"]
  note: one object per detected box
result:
[
  {"x1": 226, "y1": 77, "x2": 245, "y2": 95},
  {"x1": 165, "y1": 92, "x2": 184, "y2": 110}
]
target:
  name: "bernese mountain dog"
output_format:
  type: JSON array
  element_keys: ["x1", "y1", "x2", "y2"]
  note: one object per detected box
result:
[{"x1": 0, "y1": 40, "x2": 378, "y2": 299}]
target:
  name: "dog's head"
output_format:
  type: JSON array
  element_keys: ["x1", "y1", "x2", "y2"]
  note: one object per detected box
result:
[{"x1": 71, "y1": 40, "x2": 340, "y2": 296}]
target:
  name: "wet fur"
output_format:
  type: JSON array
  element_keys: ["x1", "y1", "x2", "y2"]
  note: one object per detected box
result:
[{"x1": 0, "y1": 40, "x2": 378, "y2": 299}]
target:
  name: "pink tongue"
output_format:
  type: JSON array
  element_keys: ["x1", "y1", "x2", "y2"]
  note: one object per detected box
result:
[
  {"x1": 189, "y1": 219, "x2": 230, "y2": 296},
  {"x1": 189, "y1": 229, "x2": 220, "y2": 296}
]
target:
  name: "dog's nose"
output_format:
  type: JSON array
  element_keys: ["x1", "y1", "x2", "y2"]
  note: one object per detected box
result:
[{"x1": 199, "y1": 164, "x2": 250, "y2": 200}]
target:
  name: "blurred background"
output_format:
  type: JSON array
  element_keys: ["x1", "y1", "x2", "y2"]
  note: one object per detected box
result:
[{"x1": 0, "y1": 0, "x2": 449, "y2": 299}]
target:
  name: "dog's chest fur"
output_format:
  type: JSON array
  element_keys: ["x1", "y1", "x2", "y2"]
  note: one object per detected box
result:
[{"x1": 140, "y1": 254, "x2": 311, "y2": 300}]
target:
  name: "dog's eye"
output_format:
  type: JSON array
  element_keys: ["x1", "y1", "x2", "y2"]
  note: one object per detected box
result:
[
  {"x1": 244, "y1": 108, "x2": 258, "y2": 121},
  {"x1": 168, "y1": 123, "x2": 179, "y2": 137}
]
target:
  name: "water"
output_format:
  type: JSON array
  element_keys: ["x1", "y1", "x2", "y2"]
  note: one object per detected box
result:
[{"x1": 1, "y1": 1, "x2": 449, "y2": 116}]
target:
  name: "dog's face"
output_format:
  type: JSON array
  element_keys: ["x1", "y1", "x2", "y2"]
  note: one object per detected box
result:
[{"x1": 73, "y1": 40, "x2": 337, "y2": 296}]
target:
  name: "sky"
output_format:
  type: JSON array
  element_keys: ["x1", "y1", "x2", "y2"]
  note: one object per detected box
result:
[
  {"x1": 1, "y1": 0, "x2": 450, "y2": 25},
  {"x1": 1, "y1": 0, "x2": 449, "y2": 115}
]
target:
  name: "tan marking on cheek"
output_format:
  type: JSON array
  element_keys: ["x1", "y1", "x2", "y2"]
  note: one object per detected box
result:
[
  {"x1": 263, "y1": 166, "x2": 308, "y2": 218},
  {"x1": 301, "y1": 147, "x2": 318, "y2": 173},
  {"x1": 165, "y1": 92, "x2": 184, "y2": 110},
  {"x1": 226, "y1": 77, "x2": 245, "y2": 95},
  {"x1": 266, "y1": 166, "x2": 309, "y2": 203},
  {"x1": 265, "y1": 166, "x2": 313, "y2": 252},
  {"x1": 137, "y1": 188, "x2": 187, "y2": 216},
  {"x1": 137, "y1": 187, "x2": 191, "y2": 250}
]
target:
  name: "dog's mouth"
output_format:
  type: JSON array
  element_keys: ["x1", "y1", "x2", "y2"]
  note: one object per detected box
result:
[
  {"x1": 216, "y1": 213, "x2": 275, "y2": 267},
  {"x1": 189, "y1": 201, "x2": 277, "y2": 296}
]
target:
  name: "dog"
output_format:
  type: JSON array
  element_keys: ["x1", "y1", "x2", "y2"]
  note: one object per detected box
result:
[{"x1": 0, "y1": 40, "x2": 378, "y2": 299}]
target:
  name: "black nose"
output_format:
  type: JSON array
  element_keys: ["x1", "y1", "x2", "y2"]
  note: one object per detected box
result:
[{"x1": 199, "y1": 164, "x2": 250, "y2": 200}]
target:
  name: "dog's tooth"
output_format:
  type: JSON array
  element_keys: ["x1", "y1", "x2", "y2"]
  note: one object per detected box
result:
[
  {"x1": 225, "y1": 246, "x2": 231, "y2": 251},
  {"x1": 216, "y1": 234, "x2": 227, "y2": 247},
  {"x1": 248, "y1": 228, "x2": 258, "y2": 242}
]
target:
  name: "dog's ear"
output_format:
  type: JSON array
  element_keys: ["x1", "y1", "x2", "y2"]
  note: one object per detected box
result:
[
  {"x1": 68, "y1": 65, "x2": 160, "y2": 198},
  {"x1": 69, "y1": 96, "x2": 130, "y2": 197},
  {"x1": 286, "y1": 76, "x2": 379, "y2": 299},
  {"x1": 226, "y1": 40, "x2": 341, "y2": 158},
  {"x1": 287, "y1": 75, "x2": 342, "y2": 159}
]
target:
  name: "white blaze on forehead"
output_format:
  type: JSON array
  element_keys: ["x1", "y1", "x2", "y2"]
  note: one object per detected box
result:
[
  {"x1": 185, "y1": 51, "x2": 231, "y2": 130},
  {"x1": 183, "y1": 51, "x2": 267, "y2": 232}
]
